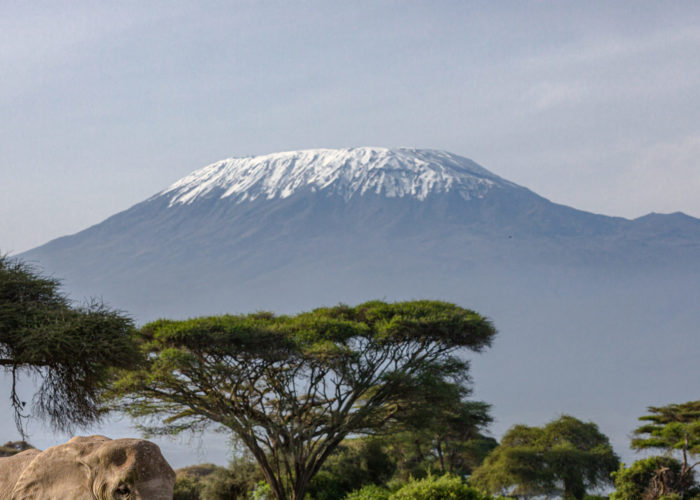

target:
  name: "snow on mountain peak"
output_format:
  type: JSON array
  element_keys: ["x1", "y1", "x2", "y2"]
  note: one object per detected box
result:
[{"x1": 160, "y1": 147, "x2": 513, "y2": 206}]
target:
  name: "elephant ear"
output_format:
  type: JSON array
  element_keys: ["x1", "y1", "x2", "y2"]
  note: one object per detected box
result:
[
  {"x1": 11, "y1": 435, "x2": 111, "y2": 500},
  {"x1": 82, "y1": 438, "x2": 176, "y2": 500}
]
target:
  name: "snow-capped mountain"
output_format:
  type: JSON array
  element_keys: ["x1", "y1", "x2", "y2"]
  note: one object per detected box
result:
[
  {"x1": 19, "y1": 148, "x2": 700, "y2": 465},
  {"x1": 22, "y1": 146, "x2": 700, "y2": 314},
  {"x1": 160, "y1": 148, "x2": 515, "y2": 205},
  {"x1": 21, "y1": 145, "x2": 700, "y2": 312}
]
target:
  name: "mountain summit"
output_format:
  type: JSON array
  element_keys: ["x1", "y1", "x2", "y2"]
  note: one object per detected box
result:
[{"x1": 160, "y1": 148, "x2": 516, "y2": 205}]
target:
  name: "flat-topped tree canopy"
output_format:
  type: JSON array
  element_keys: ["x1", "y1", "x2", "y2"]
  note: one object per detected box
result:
[{"x1": 111, "y1": 300, "x2": 495, "y2": 500}]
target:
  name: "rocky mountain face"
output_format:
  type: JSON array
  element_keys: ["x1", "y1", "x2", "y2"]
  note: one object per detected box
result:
[{"x1": 19, "y1": 147, "x2": 700, "y2": 461}]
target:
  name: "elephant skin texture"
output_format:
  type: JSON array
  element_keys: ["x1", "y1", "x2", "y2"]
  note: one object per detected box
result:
[{"x1": 0, "y1": 435, "x2": 175, "y2": 499}]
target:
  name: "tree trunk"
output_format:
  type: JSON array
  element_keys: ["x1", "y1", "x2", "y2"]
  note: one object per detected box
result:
[
  {"x1": 291, "y1": 481, "x2": 309, "y2": 500},
  {"x1": 263, "y1": 471, "x2": 287, "y2": 500},
  {"x1": 436, "y1": 439, "x2": 445, "y2": 473},
  {"x1": 563, "y1": 476, "x2": 585, "y2": 500}
]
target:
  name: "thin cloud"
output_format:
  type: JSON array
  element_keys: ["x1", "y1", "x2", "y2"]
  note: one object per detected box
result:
[
  {"x1": 521, "y1": 81, "x2": 589, "y2": 112},
  {"x1": 520, "y1": 25, "x2": 700, "y2": 70}
]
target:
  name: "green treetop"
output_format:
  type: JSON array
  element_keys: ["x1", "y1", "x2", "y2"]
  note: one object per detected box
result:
[
  {"x1": 109, "y1": 300, "x2": 496, "y2": 500},
  {"x1": 471, "y1": 415, "x2": 619, "y2": 500}
]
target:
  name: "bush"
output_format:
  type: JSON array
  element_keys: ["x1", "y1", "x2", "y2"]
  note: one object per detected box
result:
[
  {"x1": 174, "y1": 475, "x2": 205, "y2": 500},
  {"x1": 308, "y1": 470, "x2": 346, "y2": 500},
  {"x1": 173, "y1": 459, "x2": 263, "y2": 500},
  {"x1": 250, "y1": 481, "x2": 271, "y2": 500},
  {"x1": 610, "y1": 456, "x2": 689, "y2": 500},
  {"x1": 344, "y1": 484, "x2": 392, "y2": 500},
  {"x1": 200, "y1": 467, "x2": 253, "y2": 500},
  {"x1": 0, "y1": 441, "x2": 34, "y2": 457},
  {"x1": 388, "y1": 474, "x2": 492, "y2": 500},
  {"x1": 308, "y1": 439, "x2": 396, "y2": 499}
]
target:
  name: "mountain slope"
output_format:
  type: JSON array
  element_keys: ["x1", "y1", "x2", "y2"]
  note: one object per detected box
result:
[{"x1": 26, "y1": 148, "x2": 700, "y2": 314}]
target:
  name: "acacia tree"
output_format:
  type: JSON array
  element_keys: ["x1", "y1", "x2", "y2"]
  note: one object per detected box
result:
[
  {"x1": 630, "y1": 401, "x2": 700, "y2": 498},
  {"x1": 110, "y1": 300, "x2": 496, "y2": 500},
  {"x1": 471, "y1": 415, "x2": 619, "y2": 500},
  {"x1": 382, "y1": 376, "x2": 495, "y2": 478},
  {"x1": 0, "y1": 255, "x2": 139, "y2": 435},
  {"x1": 610, "y1": 456, "x2": 696, "y2": 500}
]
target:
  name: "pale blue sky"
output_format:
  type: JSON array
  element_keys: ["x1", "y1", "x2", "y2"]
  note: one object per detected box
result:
[{"x1": 2, "y1": 1, "x2": 700, "y2": 253}]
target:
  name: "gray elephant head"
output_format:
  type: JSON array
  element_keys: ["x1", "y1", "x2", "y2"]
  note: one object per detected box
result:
[{"x1": 6, "y1": 435, "x2": 175, "y2": 500}]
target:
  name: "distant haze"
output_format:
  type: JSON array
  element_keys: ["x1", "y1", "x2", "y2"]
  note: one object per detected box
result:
[
  {"x1": 15, "y1": 148, "x2": 700, "y2": 468},
  {"x1": 2, "y1": 2, "x2": 700, "y2": 253}
]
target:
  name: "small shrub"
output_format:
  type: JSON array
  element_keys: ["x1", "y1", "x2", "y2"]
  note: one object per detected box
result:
[
  {"x1": 389, "y1": 474, "x2": 492, "y2": 500},
  {"x1": 309, "y1": 470, "x2": 346, "y2": 500},
  {"x1": 174, "y1": 475, "x2": 205, "y2": 500},
  {"x1": 344, "y1": 484, "x2": 392, "y2": 500},
  {"x1": 0, "y1": 441, "x2": 34, "y2": 457},
  {"x1": 174, "y1": 459, "x2": 263, "y2": 500},
  {"x1": 200, "y1": 467, "x2": 248, "y2": 500},
  {"x1": 308, "y1": 438, "x2": 396, "y2": 499},
  {"x1": 250, "y1": 481, "x2": 271, "y2": 500}
]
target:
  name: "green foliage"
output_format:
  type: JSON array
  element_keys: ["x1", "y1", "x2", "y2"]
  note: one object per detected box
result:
[
  {"x1": 174, "y1": 475, "x2": 205, "y2": 500},
  {"x1": 344, "y1": 484, "x2": 391, "y2": 500},
  {"x1": 200, "y1": 466, "x2": 255, "y2": 500},
  {"x1": 0, "y1": 254, "x2": 139, "y2": 435},
  {"x1": 630, "y1": 401, "x2": 700, "y2": 498},
  {"x1": 307, "y1": 471, "x2": 345, "y2": 500},
  {"x1": 379, "y1": 432, "x2": 497, "y2": 482},
  {"x1": 308, "y1": 438, "x2": 395, "y2": 499},
  {"x1": 388, "y1": 474, "x2": 492, "y2": 500},
  {"x1": 610, "y1": 457, "x2": 699, "y2": 500},
  {"x1": 251, "y1": 481, "x2": 272, "y2": 500},
  {"x1": 377, "y1": 362, "x2": 494, "y2": 479},
  {"x1": 471, "y1": 415, "x2": 619, "y2": 500},
  {"x1": 632, "y1": 401, "x2": 700, "y2": 462},
  {"x1": 309, "y1": 428, "x2": 496, "y2": 498},
  {"x1": 382, "y1": 390, "x2": 495, "y2": 480},
  {"x1": 174, "y1": 460, "x2": 264, "y2": 500},
  {"x1": 610, "y1": 456, "x2": 685, "y2": 500},
  {"x1": 111, "y1": 300, "x2": 495, "y2": 500}
]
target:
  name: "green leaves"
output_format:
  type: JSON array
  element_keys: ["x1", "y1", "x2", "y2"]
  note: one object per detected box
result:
[
  {"x1": 628, "y1": 401, "x2": 700, "y2": 498},
  {"x1": 0, "y1": 255, "x2": 139, "y2": 435},
  {"x1": 471, "y1": 415, "x2": 619, "y2": 500},
  {"x1": 389, "y1": 473, "x2": 494, "y2": 500},
  {"x1": 632, "y1": 401, "x2": 700, "y2": 457},
  {"x1": 110, "y1": 300, "x2": 495, "y2": 500}
]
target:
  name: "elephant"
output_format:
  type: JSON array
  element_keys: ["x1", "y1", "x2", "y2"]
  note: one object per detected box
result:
[{"x1": 0, "y1": 435, "x2": 175, "y2": 499}]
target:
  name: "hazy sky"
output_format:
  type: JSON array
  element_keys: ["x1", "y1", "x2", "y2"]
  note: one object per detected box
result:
[{"x1": 2, "y1": 1, "x2": 700, "y2": 253}]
